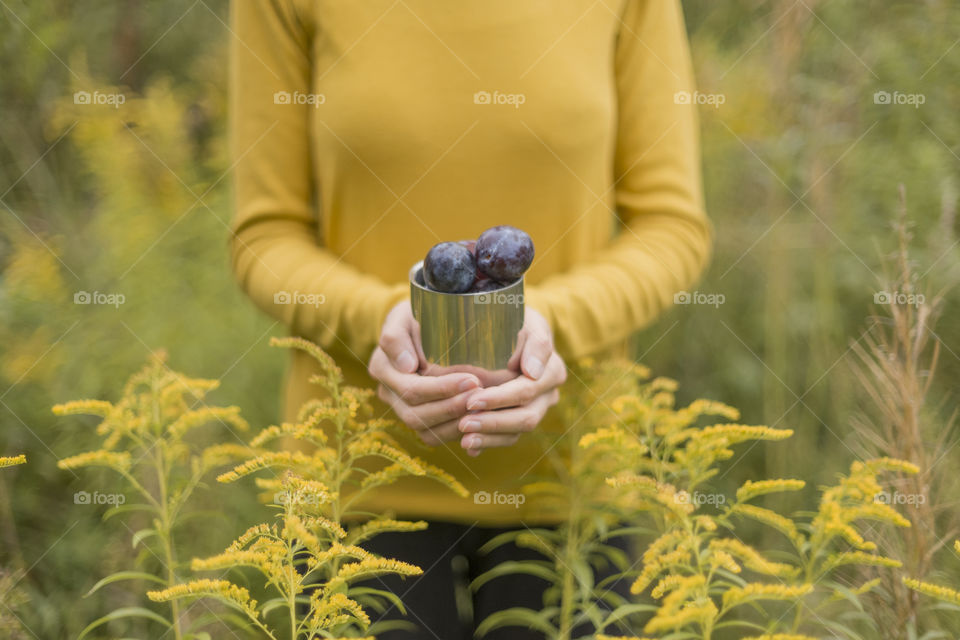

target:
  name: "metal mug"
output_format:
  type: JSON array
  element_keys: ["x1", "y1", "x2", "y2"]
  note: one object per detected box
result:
[{"x1": 409, "y1": 260, "x2": 524, "y2": 376}]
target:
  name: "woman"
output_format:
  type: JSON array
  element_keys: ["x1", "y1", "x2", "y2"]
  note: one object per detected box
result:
[{"x1": 229, "y1": 0, "x2": 711, "y2": 637}]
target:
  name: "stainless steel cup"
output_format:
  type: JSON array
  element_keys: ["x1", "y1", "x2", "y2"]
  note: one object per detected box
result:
[{"x1": 409, "y1": 261, "x2": 524, "y2": 374}]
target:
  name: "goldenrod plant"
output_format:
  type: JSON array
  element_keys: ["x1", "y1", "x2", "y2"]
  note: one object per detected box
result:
[
  {"x1": 478, "y1": 359, "x2": 917, "y2": 640},
  {"x1": 150, "y1": 336, "x2": 468, "y2": 639},
  {"x1": 55, "y1": 351, "x2": 250, "y2": 640}
]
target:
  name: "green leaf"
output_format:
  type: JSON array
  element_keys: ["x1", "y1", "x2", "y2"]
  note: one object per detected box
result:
[
  {"x1": 474, "y1": 607, "x2": 557, "y2": 638},
  {"x1": 85, "y1": 571, "x2": 167, "y2": 597},
  {"x1": 259, "y1": 596, "x2": 288, "y2": 617},
  {"x1": 104, "y1": 503, "x2": 156, "y2": 521},
  {"x1": 132, "y1": 527, "x2": 158, "y2": 549},
  {"x1": 470, "y1": 561, "x2": 558, "y2": 591},
  {"x1": 77, "y1": 606, "x2": 171, "y2": 640},
  {"x1": 600, "y1": 602, "x2": 658, "y2": 628},
  {"x1": 478, "y1": 528, "x2": 560, "y2": 555},
  {"x1": 350, "y1": 585, "x2": 408, "y2": 615}
]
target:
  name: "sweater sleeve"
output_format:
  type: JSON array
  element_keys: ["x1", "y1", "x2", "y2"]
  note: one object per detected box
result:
[
  {"x1": 228, "y1": 0, "x2": 407, "y2": 360},
  {"x1": 524, "y1": 0, "x2": 712, "y2": 360}
]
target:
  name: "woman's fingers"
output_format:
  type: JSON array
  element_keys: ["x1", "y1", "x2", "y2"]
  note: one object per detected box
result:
[
  {"x1": 459, "y1": 389, "x2": 559, "y2": 436},
  {"x1": 460, "y1": 432, "x2": 522, "y2": 456},
  {"x1": 465, "y1": 353, "x2": 566, "y2": 412},
  {"x1": 377, "y1": 384, "x2": 475, "y2": 430},
  {"x1": 415, "y1": 419, "x2": 462, "y2": 446},
  {"x1": 370, "y1": 348, "x2": 479, "y2": 405}
]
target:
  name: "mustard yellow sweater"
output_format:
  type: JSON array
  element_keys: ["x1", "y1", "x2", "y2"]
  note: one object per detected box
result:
[{"x1": 229, "y1": 0, "x2": 711, "y2": 524}]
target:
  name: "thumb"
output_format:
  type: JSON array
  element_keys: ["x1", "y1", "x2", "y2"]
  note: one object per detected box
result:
[
  {"x1": 521, "y1": 333, "x2": 552, "y2": 380},
  {"x1": 378, "y1": 302, "x2": 421, "y2": 373},
  {"x1": 385, "y1": 332, "x2": 418, "y2": 373}
]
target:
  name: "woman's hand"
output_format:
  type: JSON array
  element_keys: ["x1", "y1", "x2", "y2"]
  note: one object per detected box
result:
[
  {"x1": 368, "y1": 302, "x2": 480, "y2": 446},
  {"x1": 458, "y1": 308, "x2": 566, "y2": 456}
]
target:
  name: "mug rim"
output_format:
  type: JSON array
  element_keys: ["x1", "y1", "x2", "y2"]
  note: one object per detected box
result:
[{"x1": 408, "y1": 260, "x2": 523, "y2": 297}]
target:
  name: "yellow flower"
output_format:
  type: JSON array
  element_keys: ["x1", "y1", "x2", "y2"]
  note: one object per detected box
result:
[
  {"x1": 58, "y1": 450, "x2": 132, "y2": 473},
  {"x1": 823, "y1": 551, "x2": 901, "y2": 571},
  {"x1": 730, "y1": 504, "x2": 804, "y2": 547},
  {"x1": 644, "y1": 600, "x2": 717, "y2": 634},
  {"x1": 708, "y1": 539, "x2": 798, "y2": 578},
  {"x1": 903, "y1": 577, "x2": 960, "y2": 606},
  {"x1": 52, "y1": 400, "x2": 113, "y2": 417},
  {"x1": 696, "y1": 424, "x2": 793, "y2": 444},
  {"x1": 722, "y1": 583, "x2": 813, "y2": 608},
  {"x1": 148, "y1": 579, "x2": 258, "y2": 620},
  {"x1": 857, "y1": 457, "x2": 920, "y2": 475},
  {"x1": 0, "y1": 455, "x2": 26, "y2": 468},
  {"x1": 736, "y1": 479, "x2": 805, "y2": 503},
  {"x1": 167, "y1": 406, "x2": 248, "y2": 438}
]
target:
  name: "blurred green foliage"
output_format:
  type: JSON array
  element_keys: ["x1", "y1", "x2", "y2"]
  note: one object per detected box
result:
[{"x1": 0, "y1": 0, "x2": 957, "y2": 637}]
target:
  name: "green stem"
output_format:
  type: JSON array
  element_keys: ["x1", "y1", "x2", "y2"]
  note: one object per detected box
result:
[{"x1": 154, "y1": 444, "x2": 183, "y2": 640}]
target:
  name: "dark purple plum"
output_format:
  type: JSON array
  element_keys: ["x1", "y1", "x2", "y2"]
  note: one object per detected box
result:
[
  {"x1": 475, "y1": 225, "x2": 534, "y2": 281},
  {"x1": 468, "y1": 276, "x2": 504, "y2": 293},
  {"x1": 458, "y1": 239, "x2": 476, "y2": 255},
  {"x1": 414, "y1": 267, "x2": 426, "y2": 287},
  {"x1": 423, "y1": 242, "x2": 476, "y2": 293}
]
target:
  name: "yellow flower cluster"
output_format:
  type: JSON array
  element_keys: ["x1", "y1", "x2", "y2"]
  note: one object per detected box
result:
[
  {"x1": 736, "y1": 478, "x2": 805, "y2": 503},
  {"x1": 903, "y1": 577, "x2": 960, "y2": 606},
  {"x1": 155, "y1": 338, "x2": 468, "y2": 639},
  {"x1": 0, "y1": 454, "x2": 26, "y2": 468},
  {"x1": 57, "y1": 449, "x2": 132, "y2": 473},
  {"x1": 708, "y1": 538, "x2": 797, "y2": 578},
  {"x1": 148, "y1": 579, "x2": 258, "y2": 620},
  {"x1": 729, "y1": 503, "x2": 805, "y2": 548},
  {"x1": 722, "y1": 583, "x2": 814, "y2": 608}
]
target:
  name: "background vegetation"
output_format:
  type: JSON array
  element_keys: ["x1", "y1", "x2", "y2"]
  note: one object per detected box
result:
[{"x1": 0, "y1": 0, "x2": 957, "y2": 637}]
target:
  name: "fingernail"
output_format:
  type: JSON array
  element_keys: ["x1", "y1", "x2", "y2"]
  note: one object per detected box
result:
[
  {"x1": 396, "y1": 350, "x2": 417, "y2": 373},
  {"x1": 526, "y1": 356, "x2": 545, "y2": 380},
  {"x1": 463, "y1": 435, "x2": 482, "y2": 449},
  {"x1": 458, "y1": 377, "x2": 478, "y2": 392},
  {"x1": 467, "y1": 399, "x2": 486, "y2": 411},
  {"x1": 460, "y1": 420, "x2": 481, "y2": 433}
]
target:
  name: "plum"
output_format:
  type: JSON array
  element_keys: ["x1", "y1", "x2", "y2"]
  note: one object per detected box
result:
[
  {"x1": 423, "y1": 242, "x2": 476, "y2": 293},
  {"x1": 468, "y1": 277, "x2": 504, "y2": 293},
  {"x1": 475, "y1": 225, "x2": 534, "y2": 281}
]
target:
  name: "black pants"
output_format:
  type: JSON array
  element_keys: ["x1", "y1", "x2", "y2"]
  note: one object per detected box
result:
[{"x1": 358, "y1": 521, "x2": 632, "y2": 640}]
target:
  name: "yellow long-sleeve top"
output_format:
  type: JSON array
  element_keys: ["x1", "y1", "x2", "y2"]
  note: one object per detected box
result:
[{"x1": 230, "y1": 0, "x2": 711, "y2": 524}]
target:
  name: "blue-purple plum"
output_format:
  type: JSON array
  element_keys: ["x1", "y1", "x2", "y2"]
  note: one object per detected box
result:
[
  {"x1": 423, "y1": 242, "x2": 477, "y2": 293},
  {"x1": 475, "y1": 225, "x2": 534, "y2": 282}
]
